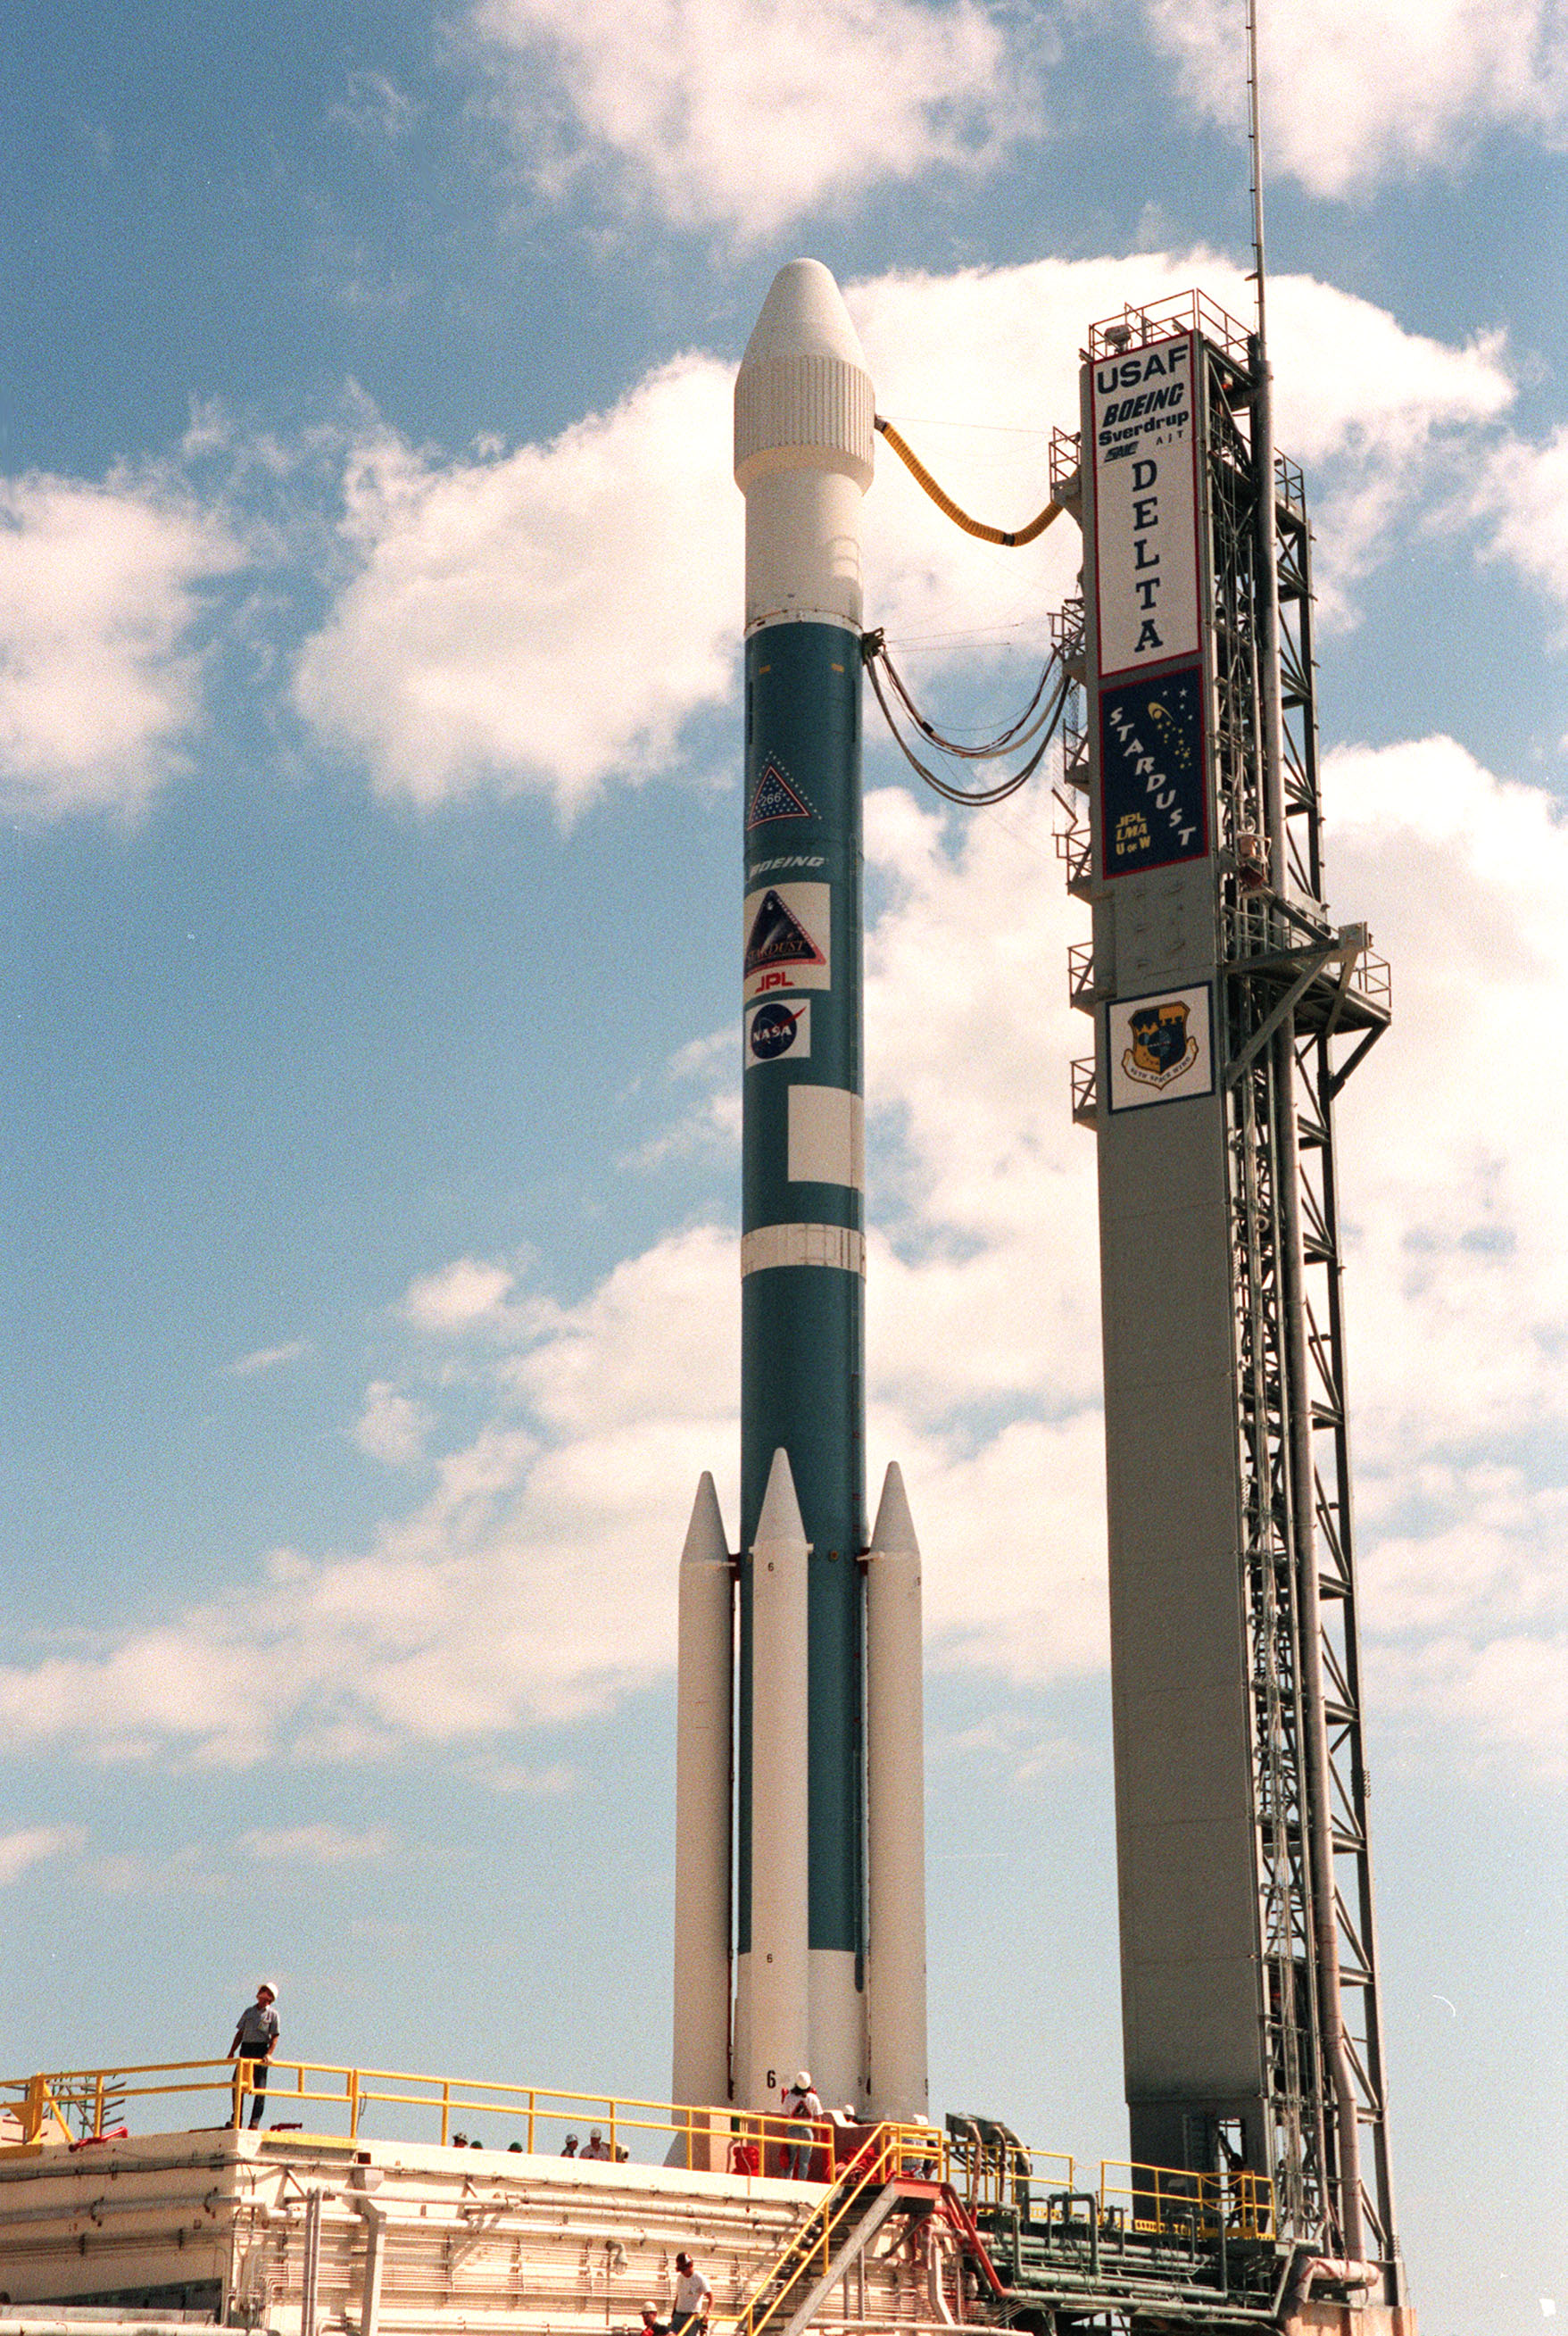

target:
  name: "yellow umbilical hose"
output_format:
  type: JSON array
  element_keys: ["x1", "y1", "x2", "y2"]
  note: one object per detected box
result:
[{"x1": 874, "y1": 416, "x2": 1062, "y2": 547}]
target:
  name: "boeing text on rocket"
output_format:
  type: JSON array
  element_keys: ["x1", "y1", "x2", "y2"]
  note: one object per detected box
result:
[{"x1": 670, "y1": 261, "x2": 930, "y2": 2131}]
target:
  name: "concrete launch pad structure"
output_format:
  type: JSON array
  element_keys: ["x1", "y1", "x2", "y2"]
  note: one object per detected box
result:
[{"x1": 4, "y1": 267, "x2": 1415, "y2": 2336}]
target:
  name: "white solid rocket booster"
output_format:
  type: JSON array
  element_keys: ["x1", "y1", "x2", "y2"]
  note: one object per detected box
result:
[
  {"x1": 671, "y1": 1472, "x2": 734, "y2": 2115},
  {"x1": 736, "y1": 1447, "x2": 811, "y2": 2114},
  {"x1": 866, "y1": 1462, "x2": 930, "y2": 2121}
]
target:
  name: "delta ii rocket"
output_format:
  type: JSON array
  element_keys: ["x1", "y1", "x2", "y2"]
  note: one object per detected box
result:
[{"x1": 670, "y1": 261, "x2": 930, "y2": 2126}]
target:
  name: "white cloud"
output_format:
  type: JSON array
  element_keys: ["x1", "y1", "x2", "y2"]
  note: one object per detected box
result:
[
  {"x1": 328, "y1": 69, "x2": 418, "y2": 142},
  {"x1": 0, "y1": 1824, "x2": 86, "y2": 1885},
  {"x1": 0, "y1": 1228, "x2": 738, "y2": 1767},
  {"x1": 293, "y1": 359, "x2": 738, "y2": 817},
  {"x1": 1142, "y1": 0, "x2": 1568, "y2": 198},
  {"x1": 850, "y1": 254, "x2": 1511, "y2": 634},
  {"x1": 354, "y1": 1381, "x2": 436, "y2": 1467},
  {"x1": 1476, "y1": 423, "x2": 1568, "y2": 625},
  {"x1": 402, "y1": 1255, "x2": 521, "y2": 1334},
  {"x1": 226, "y1": 1340, "x2": 311, "y2": 1378},
  {"x1": 0, "y1": 467, "x2": 245, "y2": 819},
  {"x1": 1304, "y1": 736, "x2": 1568, "y2": 1771},
  {"x1": 293, "y1": 254, "x2": 1514, "y2": 811},
  {"x1": 464, "y1": 0, "x2": 1038, "y2": 238},
  {"x1": 237, "y1": 1824, "x2": 395, "y2": 1864},
  {"x1": 1326, "y1": 736, "x2": 1568, "y2": 1451}
]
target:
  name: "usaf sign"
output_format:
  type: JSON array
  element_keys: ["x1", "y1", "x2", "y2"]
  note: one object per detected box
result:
[
  {"x1": 1107, "y1": 984, "x2": 1215, "y2": 1112},
  {"x1": 1090, "y1": 332, "x2": 1200, "y2": 679}
]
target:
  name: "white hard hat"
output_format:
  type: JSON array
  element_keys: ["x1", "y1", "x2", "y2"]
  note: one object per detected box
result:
[
  {"x1": 258, "y1": 1981, "x2": 278, "y2": 1999},
  {"x1": 793, "y1": 2070, "x2": 812, "y2": 2090}
]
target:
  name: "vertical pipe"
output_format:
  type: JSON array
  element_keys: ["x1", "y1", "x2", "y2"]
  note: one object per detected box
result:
[
  {"x1": 672, "y1": 1472, "x2": 735, "y2": 2121},
  {"x1": 358, "y1": 2203, "x2": 386, "y2": 2336},
  {"x1": 865, "y1": 1462, "x2": 930, "y2": 2122},
  {"x1": 734, "y1": 259, "x2": 875, "y2": 2110},
  {"x1": 301, "y1": 2188, "x2": 323, "y2": 2336},
  {"x1": 742, "y1": 1446, "x2": 812, "y2": 2117}
]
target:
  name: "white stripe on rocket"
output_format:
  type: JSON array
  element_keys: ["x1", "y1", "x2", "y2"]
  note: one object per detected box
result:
[{"x1": 739, "y1": 1223, "x2": 867, "y2": 1278}]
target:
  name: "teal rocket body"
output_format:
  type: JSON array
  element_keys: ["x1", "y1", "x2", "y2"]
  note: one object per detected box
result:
[{"x1": 738, "y1": 618, "x2": 866, "y2": 1966}]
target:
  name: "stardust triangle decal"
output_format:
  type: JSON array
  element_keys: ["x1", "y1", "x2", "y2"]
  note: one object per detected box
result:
[
  {"x1": 747, "y1": 762, "x2": 815, "y2": 827},
  {"x1": 744, "y1": 887, "x2": 826, "y2": 975}
]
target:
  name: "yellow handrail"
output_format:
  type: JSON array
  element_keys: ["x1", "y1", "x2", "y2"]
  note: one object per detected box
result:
[
  {"x1": 951, "y1": 2139, "x2": 1075, "y2": 2214},
  {"x1": 1098, "y1": 2159, "x2": 1275, "y2": 2241},
  {"x1": 732, "y1": 2124, "x2": 936, "y2": 2336},
  {"x1": 4, "y1": 2055, "x2": 1270, "y2": 2250},
  {"x1": 0, "y1": 2057, "x2": 946, "y2": 2183}
]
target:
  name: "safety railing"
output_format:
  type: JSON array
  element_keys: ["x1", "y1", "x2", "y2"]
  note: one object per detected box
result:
[
  {"x1": 731, "y1": 2123, "x2": 940, "y2": 2336},
  {"x1": 1088, "y1": 290, "x2": 1250, "y2": 366},
  {"x1": 0, "y1": 2058, "x2": 947, "y2": 2184},
  {"x1": 1066, "y1": 938, "x2": 1108, "y2": 1012},
  {"x1": 1053, "y1": 819, "x2": 1092, "y2": 897},
  {"x1": 951, "y1": 2137, "x2": 1076, "y2": 2217},
  {"x1": 1099, "y1": 2160, "x2": 1275, "y2": 2242}
]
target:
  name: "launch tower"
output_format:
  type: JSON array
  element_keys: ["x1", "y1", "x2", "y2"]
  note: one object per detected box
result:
[{"x1": 1062, "y1": 289, "x2": 1404, "y2": 2302}]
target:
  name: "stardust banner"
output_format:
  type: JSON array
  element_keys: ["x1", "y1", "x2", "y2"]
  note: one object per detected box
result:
[{"x1": 1099, "y1": 665, "x2": 1207, "y2": 874}]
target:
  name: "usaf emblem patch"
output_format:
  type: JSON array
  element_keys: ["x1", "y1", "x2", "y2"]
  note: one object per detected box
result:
[{"x1": 1107, "y1": 984, "x2": 1214, "y2": 1111}]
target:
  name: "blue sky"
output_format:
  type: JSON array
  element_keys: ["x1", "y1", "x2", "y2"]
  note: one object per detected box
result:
[{"x1": 4, "y1": 1, "x2": 1567, "y2": 2326}]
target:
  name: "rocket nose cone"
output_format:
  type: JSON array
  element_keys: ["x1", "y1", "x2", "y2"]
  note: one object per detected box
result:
[
  {"x1": 753, "y1": 1445, "x2": 809, "y2": 1551},
  {"x1": 734, "y1": 259, "x2": 875, "y2": 495},
  {"x1": 681, "y1": 1470, "x2": 730, "y2": 1568},
  {"x1": 868, "y1": 1460, "x2": 920, "y2": 1559},
  {"x1": 740, "y1": 258, "x2": 870, "y2": 376}
]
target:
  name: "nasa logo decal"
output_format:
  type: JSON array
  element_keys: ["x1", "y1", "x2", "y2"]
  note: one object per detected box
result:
[{"x1": 747, "y1": 1000, "x2": 810, "y2": 1066}]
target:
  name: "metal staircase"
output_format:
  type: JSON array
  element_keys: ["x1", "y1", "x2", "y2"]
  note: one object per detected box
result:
[{"x1": 730, "y1": 2128, "x2": 966, "y2": 2336}]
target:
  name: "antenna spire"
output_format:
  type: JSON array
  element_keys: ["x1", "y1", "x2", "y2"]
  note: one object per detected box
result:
[{"x1": 1247, "y1": 0, "x2": 1268, "y2": 355}]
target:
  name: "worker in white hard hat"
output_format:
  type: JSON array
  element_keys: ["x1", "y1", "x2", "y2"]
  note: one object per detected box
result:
[
  {"x1": 582, "y1": 2125, "x2": 612, "y2": 2160},
  {"x1": 227, "y1": 1983, "x2": 278, "y2": 2131},
  {"x1": 780, "y1": 2070, "x2": 822, "y2": 2181},
  {"x1": 669, "y1": 2254, "x2": 711, "y2": 2335}
]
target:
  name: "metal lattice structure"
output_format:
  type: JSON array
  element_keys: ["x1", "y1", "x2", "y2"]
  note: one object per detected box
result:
[{"x1": 1206, "y1": 333, "x2": 1399, "y2": 2275}]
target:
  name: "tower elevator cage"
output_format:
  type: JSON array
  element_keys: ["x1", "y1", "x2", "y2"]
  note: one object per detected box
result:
[{"x1": 1057, "y1": 291, "x2": 1405, "y2": 2305}]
